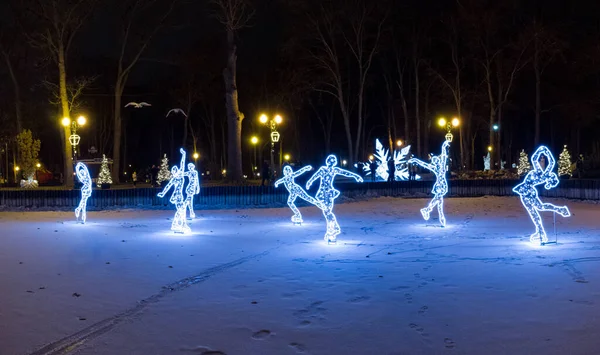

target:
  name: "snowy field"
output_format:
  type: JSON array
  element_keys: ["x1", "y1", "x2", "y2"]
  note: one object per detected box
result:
[{"x1": 1, "y1": 196, "x2": 600, "y2": 355}]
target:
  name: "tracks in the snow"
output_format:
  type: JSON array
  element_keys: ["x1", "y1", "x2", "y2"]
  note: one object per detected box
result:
[{"x1": 28, "y1": 249, "x2": 274, "y2": 355}]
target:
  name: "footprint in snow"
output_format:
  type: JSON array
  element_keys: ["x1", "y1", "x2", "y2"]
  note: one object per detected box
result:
[{"x1": 251, "y1": 329, "x2": 272, "y2": 340}]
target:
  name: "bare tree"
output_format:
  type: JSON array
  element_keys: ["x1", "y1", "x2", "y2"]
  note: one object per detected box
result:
[
  {"x1": 22, "y1": 0, "x2": 97, "y2": 187},
  {"x1": 112, "y1": 0, "x2": 179, "y2": 183},
  {"x1": 0, "y1": 18, "x2": 24, "y2": 134},
  {"x1": 211, "y1": 0, "x2": 254, "y2": 182}
]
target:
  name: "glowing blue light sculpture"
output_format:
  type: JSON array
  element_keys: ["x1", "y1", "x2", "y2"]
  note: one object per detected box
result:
[
  {"x1": 306, "y1": 155, "x2": 363, "y2": 243},
  {"x1": 275, "y1": 165, "x2": 320, "y2": 224},
  {"x1": 359, "y1": 139, "x2": 420, "y2": 181},
  {"x1": 408, "y1": 140, "x2": 450, "y2": 227},
  {"x1": 74, "y1": 162, "x2": 92, "y2": 224},
  {"x1": 512, "y1": 146, "x2": 571, "y2": 245},
  {"x1": 185, "y1": 163, "x2": 200, "y2": 219},
  {"x1": 158, "y1": 148, "x2": 191, "y2": 233}
]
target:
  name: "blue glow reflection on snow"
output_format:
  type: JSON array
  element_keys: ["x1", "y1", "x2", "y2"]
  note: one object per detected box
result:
[
  {"x1": 75, "y1": 162, "x2": 92, "y2": 224},
  {"x1": 306, "y1": 155, "x2": 363, "y2": 243},
  {"x1": 409, "y1": 140, "x2": 450, "y2": 227},
  {"x1": 275, "y1": 165, "x2": 320, "y2": 224},
  {"x1": 512, "y1": 146, "x2": 570, "y2": 245}
]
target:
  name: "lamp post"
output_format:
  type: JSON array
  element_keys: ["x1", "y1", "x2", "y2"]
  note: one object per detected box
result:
[
  {"x1": 250, "y1": 136, "x2": 258, "y2": 177},
  {"x1": 437, "y1": 117, "x2": 460, "y2": 142},
  {"x1": 62, "y1": 115, "x2": 87, "y2": 161},
  {"x1": 259, "y1": 113, "x2": 282, "y2": 177}
]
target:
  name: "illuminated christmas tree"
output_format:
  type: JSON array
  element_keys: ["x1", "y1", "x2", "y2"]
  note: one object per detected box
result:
[
  {"x1": 97, "y1": 154, "x2": 113, "y2": 184},
  {"x1": 558, "y1": 145, "x2": 572, "y2": 177},
  {"x1": 517, "y1": 149, "x2": 531, "y2": 176},
  {"x1": 157, "y1": 154, "x2": 171, "y2": 184}
]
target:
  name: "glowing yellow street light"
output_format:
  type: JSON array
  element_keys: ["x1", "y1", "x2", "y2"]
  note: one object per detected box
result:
[
  {"x1": 193, "y1": 152, "x2": 199, "y2": 160},
  {"x1": 438, "y1": 117, "x2": 447, "y2": 127},
  {"x1": 77, "y1": 115, "x2": 87, "y2": 126},
  {"x1": 451, "y1": 117, "x2": 460, "y2": 127},
  {"x1": 250, "y1": 136, "x2": 258, "y2": 145},
  {"x1": 61, "y1": 117, "x2": 71, "y2": 127},
  {"x1": 259, "y1": 114, "x2": 268, "y2": 124},
  {"x1": 274, "y1": 114, "x2": 283, "y2": 124},
  {"x1": 14, "y1": 166, "x2": 20, "y2": 171},
  {"x1": 36, "y1": 163, "x2": 41, "y2": 168},
  {"x1": 396, "y1": 140, "x2": 403, "y2": 147},
  {"x1": 284, "y1": 154, "x2": 290, "y2": 161},
  {"x1": 369, "y1": 155, "x2": 374, "y2": 161},
  {"x1": 487, "y1": 145, "x2": 493, "y2": 152}
]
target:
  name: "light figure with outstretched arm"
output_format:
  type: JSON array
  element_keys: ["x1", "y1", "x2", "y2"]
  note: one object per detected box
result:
[
  {"x1": 185, "y1": 163, "x2": 200, "y2": 219},
  {"x1": 75, "y1": 162, "x2": 92, "y2": 224},
  {"x1": 513, "y1": 146, "x2": 570, "y2": 244},
  {"x1": 306, "y1": 155, "x2": 363, "y2": 243},
  {"x1": 158, "y1": 149, "x2": 191, "y2": 233},
  {"x1": 275, "y1": 165, "x2": 320, "y2": 224},
  {"x1": 409, "y1": 140, "x2": 450, "y2": 227}
]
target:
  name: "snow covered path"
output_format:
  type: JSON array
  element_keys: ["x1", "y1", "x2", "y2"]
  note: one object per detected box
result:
[{"x1": 1, "y1": 196, "x2": 600, "y2": 355}]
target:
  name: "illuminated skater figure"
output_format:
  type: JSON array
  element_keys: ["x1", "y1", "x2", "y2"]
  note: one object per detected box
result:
[
  {"x1": 409, "y1": 140, "x2": 450, "y2": 227},
  {"x1": 274, "y1": 165, "x2": 320, "y2": 224},
  {"x1": 185, "y1": 163, "x2": 200, "y2": 219},
  {"x1": 513, "y1": 146, "x2": 570, "y2": 244},
  {"x1": 158, "y1": 149, "x2": 190, "y2": 233},
  {"x1": 306, "y1": 155, "x2": 363, "y2": 243},
  {"x1": 74, "y1": 162, "x2": 92, "y2": 224}
]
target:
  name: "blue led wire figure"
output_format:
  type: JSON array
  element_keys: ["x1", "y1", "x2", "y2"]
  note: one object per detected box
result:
[
  {"x1": 306, "y1": 155, "x2": 363, "y2": 243},
  {"x1": 513, "y1": 146, "x2": 570, "y2": 244},
  {"x1": 158, "y1": 149, "x2": 191, "y2": 233},
  {"x1": 74, "y1": 162, "x2": 92, "y2": 224},
  {"x1": 408, "y1": 140, "x2": 450, "y2": 227},
  {"x1": 275, "y1": 165, "x2": 320, "y2": 224},
  {"x1": 185, "y1": 163, "x2": 200, "y2": 219}
]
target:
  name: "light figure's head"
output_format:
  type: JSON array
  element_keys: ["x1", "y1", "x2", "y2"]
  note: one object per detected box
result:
[
  {"x1": 326, "y1": 155, "x2": 338, "y2": 167},
  {"x1": 171, "y1": 166, "x2": 179, "y2": 175},
  {"x1": 283, "y1": 165, "x2": 293, "y2": 176},
  {"x1": 75, "y1": 164, "x2": 88, "y2": 180},
  {"x1": 187, "y1": 163, "x2": 195, "y2": 171},
  {"x1": 544, "y1": 172, "x2": 560, "y2": 190}
]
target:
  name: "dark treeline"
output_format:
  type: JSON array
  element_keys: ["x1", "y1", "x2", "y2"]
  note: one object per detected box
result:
[{"x1": 1, "y1": 0, "x2": 599, "y2": 185}]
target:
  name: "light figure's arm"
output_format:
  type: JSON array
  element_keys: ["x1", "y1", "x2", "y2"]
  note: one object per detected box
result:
[
  {"x1": 274, "y1": 177, "x2": 285, "y2": 188},
  {"x1": 293, "y1": 165, "x2": 312, "y2": 178},
  {"x1": 179, "y1": 148, "x2": 186, "y2": 171},
  {"x1": 334, "y1": 167, "x2": 363, "y2": 182},
  {"x1": 306, "y1": 168, "x2": 323, "y2": 190},
  {"x1": 409, "y1": 158, "x2": 434, "y2": 172},
  {"x1": 441, "y1": 141, "x2": 450, "y2": 160},
  {"x1": 157, "y1": 179, "x2": 174, "y2": 198}
]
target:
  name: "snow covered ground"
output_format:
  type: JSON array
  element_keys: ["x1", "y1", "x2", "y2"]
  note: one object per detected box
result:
[{"x1": 1, "y1": 196, "x2": 600, "y2": 355}]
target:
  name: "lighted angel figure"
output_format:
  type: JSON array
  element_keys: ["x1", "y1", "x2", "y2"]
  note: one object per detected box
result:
[
  {"x1": 409, "y1": 140, "x2": 450, "y2": 227},
  {"x1": 75, "y1": 162, "x2": 92, "y2": 224},
  {"x1": 185, "y1": 162, "x2": 200, "y2": 219},
  {"x1": 306, "y1": 155, "x2": 363, "y2": 243},
  {"x1": 274, "y1": 165, "x2": 320, "y2": 224},
  {"x1": 513, "y1": 146, "x2": 570, "y2": 244},
  {"x1": 158, "y1": 149, "x2": 191, "y2": 233}
]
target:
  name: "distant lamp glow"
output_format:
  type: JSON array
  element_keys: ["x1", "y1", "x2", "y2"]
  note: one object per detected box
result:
[
  {"x1": 487, "y1": 145, "x2": 493, "y2": 152},
  {"x1": 408, "y1": 140, "x2": 450, "y2": 227},
  {"x1": 437, "y1": 117, "x2": 447, "y2": 127},
  {"x1": 192, "y1": 152, "x2": 199, "y2": 160},
  {"x1": 259, "y1": 114, "x2": 268, "y2": 124},
  {"x1": 369, "y1": 155, "x2": 374, "y2": 161},
  {"x1": 306, "y1": 155, "x2": 363, "y2": 243},
  {"x1": 250, "y1": 136, "x2": 258, "y2": 145},
  {"x1": 222, "y1": 169, "x2": 227, "y2": 175},
  {"x1": 61, "y1": 117, "x2": 71, "y2": 127},
  {"x1": 513, "y1": 146, "x2": 571, "y2": 244},
  {"x1": 284, "y1": 154, "x2": 290, "y2": 161},
  {"x1": 396, "y1": 140, "x2": 403, "y2": 147},
  {"x1": 36, "y1": 163, "x2": 41, "y2": 168},
  {"x1": 75, "y1": 162, "x2": 92, "y2": 224},
  {"x1": 451, "y1": 117, "x2": 460, "y2": 127},
  {"x1": 492, "y1": 124, "x2": 499, "y2": 131},
  {"x1": 274, "y1": 114, "x2": 283, "y2": 124},
  {"x1": 14, "y1": 166, "x2": 20, "y2": 171},
  {"x1": 275, "y1": 165, "x2": 320, "y2": 224},
  {"x1": 77, "y1": 115, "x2": 87, "y2": 126},
  {"x1": 342, "y1": 159, "x2": 347, "y2": 166}
]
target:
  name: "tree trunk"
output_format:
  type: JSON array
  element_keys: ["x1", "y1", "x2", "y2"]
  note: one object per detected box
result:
[
  {"x1": 534, "y1": 32, "x2": 541, "y2": 146},
  {"x1": 58, "y1": 45, "x2": 74, "y2": 187},
  {"x1": 112, "y1": 82, "x2": 124, "y2": 183},
  {"x1": 3, "y1": 52, "x2": 22, "y2": 134},
  {"x1": 223, "y1": 30, "x2": 243, "y2": 182},
  {"x1": 414, "y1": 58, "x2": 421, "y2": 157}
]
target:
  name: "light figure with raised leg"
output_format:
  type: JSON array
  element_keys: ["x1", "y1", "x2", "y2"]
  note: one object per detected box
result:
[
  {"x1": 185, "y1": 163, "x2": 200, "y2": 219},
  {"x1": 75, "y1": 162, "x2": 92, "y2": 224},
  {"x1": 409, "y1": 140, "x2": 450, "y2": 227},
  {"x1": 306, "y1": 155, "x2": 363, "y2": 243},
  {"x1": 275, "y1": 165, "x2": 320, "y2": 224},
  {"x1": 158, "y1": 149, "x2": 190, "y2": 233},
  {"x1": 513, "y1": 146, "x2": 570, "y2": 245}
]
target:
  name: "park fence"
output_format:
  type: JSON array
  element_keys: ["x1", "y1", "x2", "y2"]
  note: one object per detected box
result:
[{"x1": 0, "y1": 179, "x2": 598, "y2": 211}]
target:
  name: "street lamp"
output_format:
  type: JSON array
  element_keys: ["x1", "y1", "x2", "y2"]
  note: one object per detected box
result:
[
  {"x1": 438, "y1": 116, "x2": 460, "y2": 142},
  {"x1": 259, "y1": 113, "x2": 283, "y2": 177},
  {"x1": 487, "y1": 145, "x2": 493, "y2": 152},
  {"x1": 284, "y1": 154, "x2": 290, "y2": 161},
  {"x1": 62, "y1": 115, "x2": 87, "y2": 161},
  {"x1": 250, "y1": 136, "x2": 259, "y2": 177},
  {"x1": 396, "y1": 140, "x2": 403, "y2": 147}
]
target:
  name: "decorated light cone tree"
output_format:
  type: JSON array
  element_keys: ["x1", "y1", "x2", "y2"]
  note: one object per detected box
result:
[
  {"x1": 518, "y1": 149, "x2": 531, "y2": 176},
  {"x1": 16, "y1": 129, "x2": 41, "y2": 188},
  {"x1": 97, "y1": 154, "x2": 113, "y2": 186},
  {"x1": 157, "y1": 154, "x2": 171, "y2": 184},
  {"x1": 558, "y1": 145, "x2": 572, "y2": 177}
]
